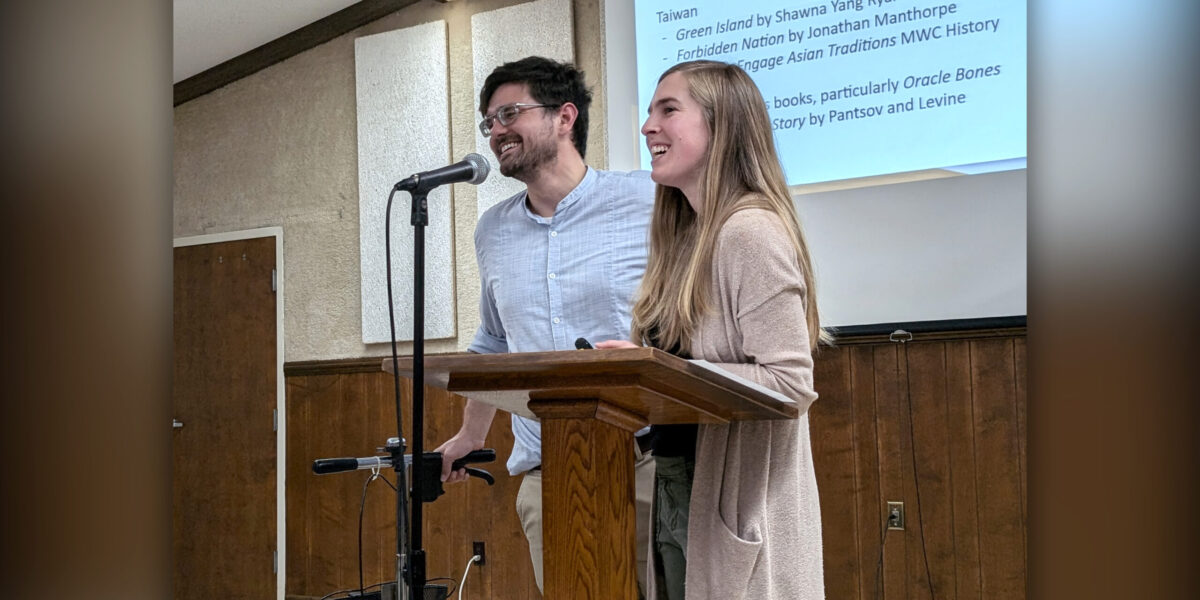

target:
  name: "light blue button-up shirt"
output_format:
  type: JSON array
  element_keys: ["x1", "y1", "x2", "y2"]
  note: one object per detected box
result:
[{"x1": 469, "y1": 168, "x2": 655, "y2": 475}]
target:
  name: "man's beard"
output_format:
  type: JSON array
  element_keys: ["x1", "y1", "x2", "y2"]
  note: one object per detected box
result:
[{"x1": 496, "y1": 132, "x2": 558, "y2": 180}]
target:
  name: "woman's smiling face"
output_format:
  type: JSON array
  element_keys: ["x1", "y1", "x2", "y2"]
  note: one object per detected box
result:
[{"x1": 641, "y1": 71, "x2": 711, "y2": 211}]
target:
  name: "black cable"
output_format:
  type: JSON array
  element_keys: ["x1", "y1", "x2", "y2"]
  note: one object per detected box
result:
[
  {"x1": 428, "y1": 576, "x2": 458, "y2": 595},
  {"x1": 376, "y1": 472, "x2": 398, "y2": 492},
  {"x1": 874, "y1": 520, "x2": 888, "y2": 599},
  {"x1": 352, "y1": 472, "x2": 400, "y2": 600},
  {"x1": 900, "y1": 341, "x2": 936, "y2": 598},
  {"x1": 318, "y1": 581, "x2": 386, "y2": 600},
  {"x1": 345, "y1": 464, "x2": 447, "y2": 600},
  {"x1": 383, "y1": 186, "x2": 411, "y2": 592},
  {"x1": 384, "y1": 186, "x2": 406, "y2": 461},
  {"x1": 358, "y1": 472, "x2": 382, "y2": 596}
]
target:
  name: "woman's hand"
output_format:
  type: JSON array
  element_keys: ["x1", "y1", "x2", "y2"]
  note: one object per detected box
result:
[{"x1": 593, "y1": 340, "x2": 639, "y2": 349}]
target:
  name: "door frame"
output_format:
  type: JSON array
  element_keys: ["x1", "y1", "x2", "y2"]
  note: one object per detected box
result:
[{"x1": 174, "y1": 226, "x2": 285, "y2": 600}]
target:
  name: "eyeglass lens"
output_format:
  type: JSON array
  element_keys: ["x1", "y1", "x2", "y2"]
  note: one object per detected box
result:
[{"x1": 481, "y1": 104, "x2": 551, "y2": 136}]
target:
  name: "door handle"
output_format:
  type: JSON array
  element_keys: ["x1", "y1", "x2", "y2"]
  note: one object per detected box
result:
[{"x1": 173, "y1": 419, "x2": 184, "y2": 429}]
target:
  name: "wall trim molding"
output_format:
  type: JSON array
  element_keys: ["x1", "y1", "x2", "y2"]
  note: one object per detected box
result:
[
  {"x1": 284, "y1": 323, "x2": 1028, "y2": 376},
  {"x1": 285, "y1": 356, "x2": 389, "y2": 377},
  {"x1": 174, "y1": 0, "x2": 419, "y2": 106},
  {"x1": 825, "y1": 325, "x2": 1026, "y2": 347},
  {"x1": 826, "y1": 316, "x2": 1026, "y2": 346}
]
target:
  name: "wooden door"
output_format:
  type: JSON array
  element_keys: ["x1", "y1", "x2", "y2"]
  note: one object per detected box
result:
[{"x1": 174, "y1": 237, "x2": 277, "y2": 599}]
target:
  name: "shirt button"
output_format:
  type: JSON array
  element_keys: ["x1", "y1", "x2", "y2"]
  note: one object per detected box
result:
[
  {"x1": 553, "y1": 317, "x2": 561, "y2": 324},
  {"x1": 548, "y1": 273, "x2": 556, "y2": 279},
  {"x1": 550, "y1": 231, "x2": 558, "y2": 237}
]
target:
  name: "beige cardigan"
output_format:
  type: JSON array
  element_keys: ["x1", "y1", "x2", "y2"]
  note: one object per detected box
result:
[{"x1": 650, "y1": 208, "x2": 825, "y2": 600}]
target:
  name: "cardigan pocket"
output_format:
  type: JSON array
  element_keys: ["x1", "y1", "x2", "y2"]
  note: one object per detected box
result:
[{"x1": 692, "y1": 517, "x2": 762, "y2": 599}]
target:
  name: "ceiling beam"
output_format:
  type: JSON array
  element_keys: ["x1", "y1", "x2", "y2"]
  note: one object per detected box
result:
[{"x1": 174, "y1": 0, "x2": 421, "y2": 106}]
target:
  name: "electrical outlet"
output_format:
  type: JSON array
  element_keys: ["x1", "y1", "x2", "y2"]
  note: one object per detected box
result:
[
  {"x1": 887, "y1": 501, "x2": 905, "y2": 530},
  {"x1": 473, "y1": 541, "x2": 486, "y2": 565}
]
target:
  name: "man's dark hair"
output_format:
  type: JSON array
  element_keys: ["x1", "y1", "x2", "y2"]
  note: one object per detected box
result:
[{"x1": 479, "y1": 56, "x2": 593, "y2": 159}]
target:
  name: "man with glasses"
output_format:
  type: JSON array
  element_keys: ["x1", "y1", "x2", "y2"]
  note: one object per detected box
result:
[{"x1": 434, "y1": 56, "x2": 656, "y2": 596}]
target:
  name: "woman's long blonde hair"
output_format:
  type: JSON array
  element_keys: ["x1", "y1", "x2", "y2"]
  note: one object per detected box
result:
[{"x1": 631, "y1": 60, "x2": 827, "y2": 352}]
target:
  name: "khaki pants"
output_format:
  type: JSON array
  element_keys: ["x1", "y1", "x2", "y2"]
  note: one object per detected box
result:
[{"x1": 516, "y1": 446, "x2": 657, "y2": 597}]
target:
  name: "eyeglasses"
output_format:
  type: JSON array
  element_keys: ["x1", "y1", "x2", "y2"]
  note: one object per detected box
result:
[{"x1": 479, "y1": 103, "x2": 561, "y2": 137}]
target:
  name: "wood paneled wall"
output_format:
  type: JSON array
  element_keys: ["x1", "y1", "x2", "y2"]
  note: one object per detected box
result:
[
  {"x1": 810, "y1": 335, "x2": 1027, "y2": 599},
  {"x1": 285, "y1": 364, "x2": 540, "y2": 599},
  {"x1": 285, "y1": 333, "x2": 1026, "y2": 599}
]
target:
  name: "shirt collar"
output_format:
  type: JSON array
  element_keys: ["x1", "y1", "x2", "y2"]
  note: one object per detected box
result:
[{"x1": 522, "y1": 167, "x2": 597, "y2": 223}]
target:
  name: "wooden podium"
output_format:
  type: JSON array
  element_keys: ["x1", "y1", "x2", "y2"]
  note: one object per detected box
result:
[{"x1": 384, "y1": 347, "x2": 798, "y2": 600}]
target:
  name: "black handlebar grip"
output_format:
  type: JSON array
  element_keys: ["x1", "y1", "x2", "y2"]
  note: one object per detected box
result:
[
  {"x1": 450, "y1": 448, "x2": 496, "y2": 471},
  {"x1": 312, "y1": 458, "x2": 359, "y2": 475}
]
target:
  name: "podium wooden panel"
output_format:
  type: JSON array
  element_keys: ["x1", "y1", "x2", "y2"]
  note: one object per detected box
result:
[{"x1": 384, "y1": 347, "x2": 797, "y2": 599}]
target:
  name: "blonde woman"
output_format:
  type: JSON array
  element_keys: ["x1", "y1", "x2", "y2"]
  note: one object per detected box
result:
[{"x1": 597, "y1": 60, "x2": 827, "y2": 599}]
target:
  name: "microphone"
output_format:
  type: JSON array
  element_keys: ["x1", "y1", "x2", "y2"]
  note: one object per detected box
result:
[{"x1": 394, "y1": 153, "x2": 490, "y2": 193}]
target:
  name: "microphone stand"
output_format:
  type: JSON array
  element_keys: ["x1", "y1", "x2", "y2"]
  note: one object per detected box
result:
[
  {"x1": 406, "y1": 188, "x2": 429, "y2": 600},
  {"x1": 383, "y1": 182, "x2": 429, "y2": 600},
  {"x1": 385, "y1": 159, "x2": 487, "y2": 600}
]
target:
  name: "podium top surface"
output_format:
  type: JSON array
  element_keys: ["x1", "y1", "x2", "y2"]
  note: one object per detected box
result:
[{"x1": 382, "y1": 347, "x2": 799, "y2": 424}]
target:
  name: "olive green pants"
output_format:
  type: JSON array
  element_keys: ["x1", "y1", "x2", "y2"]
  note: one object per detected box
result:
[{"x1": 653, "y1": 455, "x2": 695, "y2": 600}]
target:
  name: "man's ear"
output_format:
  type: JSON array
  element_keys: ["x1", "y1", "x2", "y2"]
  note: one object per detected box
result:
[{"x1": 556, "y1": 102, "x2": 579, "y2": 135}]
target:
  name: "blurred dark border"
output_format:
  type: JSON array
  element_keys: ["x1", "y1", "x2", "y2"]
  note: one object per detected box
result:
[
  {"x1": 1028, "y1": 1, "x2": 1200, "y2": 598},
  {"x1": 1, "y1": 0, "x2": 1197, "y2": 598},
  {"x1": 1, "y1": 1, "x2": 173, "y2": 598}
]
